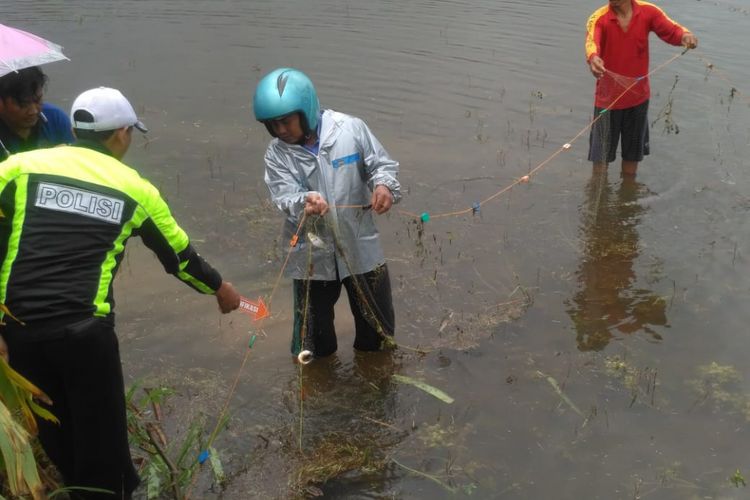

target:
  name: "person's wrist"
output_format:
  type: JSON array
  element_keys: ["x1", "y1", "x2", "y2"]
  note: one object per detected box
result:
[{"x1": 377, "y1": 182, "x2": 394, "y2": 196}]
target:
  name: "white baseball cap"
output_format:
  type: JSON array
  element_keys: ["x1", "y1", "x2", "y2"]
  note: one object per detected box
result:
[{"x1": 70, "y1": 87, "x2": 148, "y2": 133}]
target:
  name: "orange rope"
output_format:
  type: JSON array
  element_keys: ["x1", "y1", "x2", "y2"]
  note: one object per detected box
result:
[
  {"x1": 186, "y1": 49, "x2": 691, "y2": 498},
  {"x1": 266, "y1": 213, "x2": 308, "y2": 310},
  {"x1": 394, "y1": 51, "x2": 685, "y2": 222},
  {"x1": 185, "y1": 212, "x2": 308, "y2": 499}
]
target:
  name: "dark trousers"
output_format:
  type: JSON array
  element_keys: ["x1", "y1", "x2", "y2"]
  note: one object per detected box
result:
[
  {"x1": 292, "y1": 264, "x2": 395, "y2": 357},
  {"x1": 588, "y1": 99, "x2": 650, "y2": 163},
  {"x1": 3, "y1": 316, "x2": 139, "y2": 499}
]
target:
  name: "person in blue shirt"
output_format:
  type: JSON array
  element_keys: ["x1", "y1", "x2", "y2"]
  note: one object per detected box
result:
[{"x1": 0, "y1": 66, "x2": 74, "y2": 161}]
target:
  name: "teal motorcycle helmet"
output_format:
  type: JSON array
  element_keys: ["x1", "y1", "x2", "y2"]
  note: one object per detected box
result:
[{"x1": 253, "y1": 67, "x2": 320, "y2": 139}]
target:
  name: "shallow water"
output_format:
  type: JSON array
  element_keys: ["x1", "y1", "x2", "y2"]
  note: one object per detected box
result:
[{"x1": 8, "y1": 0, "x2": 750, "y2": 498}]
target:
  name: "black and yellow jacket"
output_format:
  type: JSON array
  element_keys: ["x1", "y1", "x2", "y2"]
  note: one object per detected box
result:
[{"x1": 0, "y1": 141, "x2": 222, "y2": 327}]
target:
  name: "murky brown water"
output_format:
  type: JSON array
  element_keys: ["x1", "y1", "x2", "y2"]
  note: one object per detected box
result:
[{"x1": 8, "y1": 0, "x2": 750, "y2": 498}]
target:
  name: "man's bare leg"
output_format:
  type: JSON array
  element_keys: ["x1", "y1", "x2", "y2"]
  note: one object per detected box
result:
[
  {"x1": 621, "y1": 160, "x2": 638, "y2": 176},
  {"x1": 593, "y1": 162, "x2": 608, "y2": 174}
]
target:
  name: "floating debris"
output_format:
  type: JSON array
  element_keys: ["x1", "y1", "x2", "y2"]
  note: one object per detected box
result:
[
  {"x1": 392, "y1": 458, "x2": 458, "y2": 494},
  {"x1": 536, "y1": 370, "x2": 584, "y2": 418},
  {"x1": 392, "y1": 374, "x2": 454, "y2": 404},
  {"x1": 293, "y1": 433, "x2": 387, "y2": 491},
  {"x1": 438, "y1": 311, "x2": 454, "y2": 333}
]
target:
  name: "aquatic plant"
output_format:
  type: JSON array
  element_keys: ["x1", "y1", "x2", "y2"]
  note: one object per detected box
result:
[
  {"x1": 651, "y1": 75, "x2": 681, "y2": 134},
  {"x1": 291, "y1": 431, "x2": 387, "y2": 495},
  {"x1": 391, "y1": 374, "x2": 454, "y2": 404},
  {"x1": 126, "y1": 383, "x2": 228, "y2": 499},
  {"x1": 0, "y1": 307, "x2": 59, "y2": 500},
  {"x1": 687, "y1": 362, "x2": 745, "y2": 414},
  {"x1": 415, "y1": 422, "x2": 458, "y2": 449},
  {"x1": 603, "y1": 355, "x2": 659, "y2": 408},
  {"x1": 0, "y1": 363, "x2": 47, "y2": 499},
  {"x1": 730, "y1": 469, "x2": 746, "y2": 488}
]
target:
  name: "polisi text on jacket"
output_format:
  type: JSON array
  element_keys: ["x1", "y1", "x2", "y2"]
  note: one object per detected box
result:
[{"x1": 35, "y1": 182, "x2": 124, "y2": 224}]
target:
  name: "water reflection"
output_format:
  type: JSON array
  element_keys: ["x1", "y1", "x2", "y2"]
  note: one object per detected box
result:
[{"x1": 566, "y1": 171, "x2": 669, "y2": 351}]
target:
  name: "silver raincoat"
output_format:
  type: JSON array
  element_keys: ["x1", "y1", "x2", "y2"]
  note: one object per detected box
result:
[{"x1": 264, "y1": 109, "x2": 401, "y2": 280}]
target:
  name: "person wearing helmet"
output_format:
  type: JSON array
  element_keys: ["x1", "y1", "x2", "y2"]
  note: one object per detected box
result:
[{"x1": 254, "y1": 68, "x2": 400, "y2": 362}]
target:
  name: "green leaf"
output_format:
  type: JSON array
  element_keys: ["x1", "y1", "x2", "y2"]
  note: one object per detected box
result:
[
  {"x1": 27, "y1": 398, "x2": 58, "y2": 424},
  {"x1": 208, "y1": 446, "x2": 226, "y2": 485},
  {"x1": 0, "y1": 356, "x2": 57, "y2": 432},
  {"x1": 49, "y1": 486, "x2": 116, "y2": 498},
  {"x1": 392, "y1": 374, "x2": 454, "y2": 404},
  {"x1": 175, "y1": 420, "x2": 202, "y2": 469},
  {"x1": 146, "y1": 461, "x2": 162, "y2": 499},
  {"x1": 0, "y1": 399, "x2": 43, "y2": 498},
  {"x1": 536, "y1": 371, "x2": 585, "y2": 418}
]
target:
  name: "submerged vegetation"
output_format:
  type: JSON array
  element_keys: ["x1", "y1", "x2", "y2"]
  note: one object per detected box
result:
[
  {"x1": 4, "y1": 4, "x2": 749, "y2": 498},
  {"x1": 292, "y1": 432, "x2": 387, "y2": 495},
  {"x1": 686, "y1": 362, "x2": 750, "y2": 420}
]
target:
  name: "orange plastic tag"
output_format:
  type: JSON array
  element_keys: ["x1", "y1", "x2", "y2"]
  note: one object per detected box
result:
[{"x1": 238, "y1": 296, "x2": 269, "y2": 321}]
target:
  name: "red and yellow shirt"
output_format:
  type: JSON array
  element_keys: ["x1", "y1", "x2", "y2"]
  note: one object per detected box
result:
[{"x1": 585, "y1": 0, "x2": 687, "y2": 109}]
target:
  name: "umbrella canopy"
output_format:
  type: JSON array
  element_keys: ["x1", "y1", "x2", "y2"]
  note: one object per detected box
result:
[{"x1": 0, "y1": 23, "x2": 69, "y2": 78}]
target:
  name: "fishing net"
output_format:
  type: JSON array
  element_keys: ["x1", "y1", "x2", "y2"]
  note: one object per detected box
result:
[
  {"x1": 596, "y1": 70, "x2": 648, "y2": 110},
  {"x1": 293, "y1": 215, "x2": 397, "y2": 361}
]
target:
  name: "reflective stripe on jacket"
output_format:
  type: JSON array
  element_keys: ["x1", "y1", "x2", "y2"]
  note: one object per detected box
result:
[
  {"x1": 0, "y1": 143, "x2": 222, "y2": 325},
  {"x1": 264, "y1": 109, "x2": 400, "y2": 280}
]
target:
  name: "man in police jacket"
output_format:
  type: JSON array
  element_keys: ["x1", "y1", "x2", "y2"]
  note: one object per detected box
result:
[{"x1": 0, "y1": 87, "x2": 240, "y2": 499}]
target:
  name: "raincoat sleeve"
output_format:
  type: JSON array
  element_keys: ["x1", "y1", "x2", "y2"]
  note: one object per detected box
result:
[
  {"x1": 263, "y1": 146, "x2": 309, "y2": 218},
  {"x1": 354, "y1": 118, "x2": 401, "y2": 204}
]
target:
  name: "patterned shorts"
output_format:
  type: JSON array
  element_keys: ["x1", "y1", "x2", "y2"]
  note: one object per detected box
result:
[{"x1": 588, "y1": 100, "x2": 650, "y2": 163}]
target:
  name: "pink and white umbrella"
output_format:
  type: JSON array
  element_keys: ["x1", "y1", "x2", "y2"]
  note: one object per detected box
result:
[{"x1": 0, "y1": 23, "x2": 69, "y2": 78}]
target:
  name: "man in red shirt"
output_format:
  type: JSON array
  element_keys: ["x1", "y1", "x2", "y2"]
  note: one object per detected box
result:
[{"x1": 585, "y1": 0, "x2": 697, "y2": 176}]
